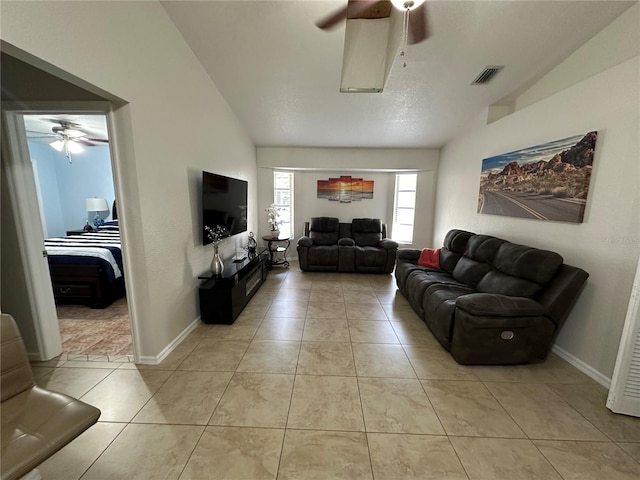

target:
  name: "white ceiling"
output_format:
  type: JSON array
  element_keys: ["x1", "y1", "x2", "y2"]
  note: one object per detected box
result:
[{"x1": 161, "y1": 0, "x2": 633, "y2": 149}]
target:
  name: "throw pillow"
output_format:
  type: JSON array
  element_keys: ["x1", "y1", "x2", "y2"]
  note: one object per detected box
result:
[{"x1": 418, "y1": 248, "x2": 441, "y2": 269}]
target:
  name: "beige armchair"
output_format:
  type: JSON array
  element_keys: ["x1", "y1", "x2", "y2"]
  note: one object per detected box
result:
[{"x1": 1, "y1": 313, "x2": 101, "y2": 480}]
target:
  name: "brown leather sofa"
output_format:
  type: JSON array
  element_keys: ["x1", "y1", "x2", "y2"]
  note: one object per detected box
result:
[
  {"x1": 297, "y1": 217, "x2": 398, "y2": 273},
  {"x1": 1, "y1": 314, "x2": 101, "y2": 480},
  {"x1": 395, "y1": 229, "x2": 589, "y2": 365}
]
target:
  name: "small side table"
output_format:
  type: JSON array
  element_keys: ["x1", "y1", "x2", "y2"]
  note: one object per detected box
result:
[{"x1": 262, "y1": 235, "x2": 290, "y2": 270}]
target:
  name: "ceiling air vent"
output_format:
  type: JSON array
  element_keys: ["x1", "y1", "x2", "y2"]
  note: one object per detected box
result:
[{"x1": 472, "y1": 66, "x2": 504, "y2": 85}]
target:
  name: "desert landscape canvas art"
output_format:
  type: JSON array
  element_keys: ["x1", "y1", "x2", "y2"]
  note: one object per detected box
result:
[{"x1": 478, "y1": 131, "x2": 597, "y2": 223}]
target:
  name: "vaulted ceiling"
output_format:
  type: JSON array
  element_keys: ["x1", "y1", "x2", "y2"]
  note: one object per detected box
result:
[{"x1": 161, "y1": 1, "x2": 633, "y2": 148}]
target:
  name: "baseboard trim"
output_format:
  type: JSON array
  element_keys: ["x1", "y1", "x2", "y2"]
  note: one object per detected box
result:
[
  {"x1": 552, "y1": 344, "x2": 611, "y2": 388},
  {"x1": 137, "y1": 316, "x2": 200, "y2": 365}
]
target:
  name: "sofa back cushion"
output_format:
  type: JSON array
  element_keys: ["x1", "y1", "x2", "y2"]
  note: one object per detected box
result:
[
  {"x1": 309, "y1": 217, "x2": 340, "y2": 245},
  {"x1": 352, "y1": 218, "x2": 382, "y2": 247},
  {"x1": 440, "y1": 229, "x2": 474, "y2": 273}
]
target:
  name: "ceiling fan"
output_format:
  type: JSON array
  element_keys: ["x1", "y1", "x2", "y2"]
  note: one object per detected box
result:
[
  {"x1": 27, "y1": 119, "x2": 109, "y2": 163},
  {"x1": 316, "y1": 0, "x2": 430, "y2": 45}
]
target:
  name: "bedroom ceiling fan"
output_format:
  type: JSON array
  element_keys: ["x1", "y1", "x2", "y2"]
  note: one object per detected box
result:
[
  {"x1": 316, "y1": 1, "x2": 430, "y2": 92},
  {"x1": 316, "y1": 0, "x2": 430, "y2": 45},
  {"x1": 27, "y1": 119, "x2": 109, "y2": 163}
]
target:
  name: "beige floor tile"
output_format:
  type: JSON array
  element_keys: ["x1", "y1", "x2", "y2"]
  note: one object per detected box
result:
[
  {"x1": 302, "y1": 318, "x2": 351, "y2": 342},
  {"x1": 391, "y1": 321, "x2": 440, "y2": 345},
  {"x1": 423, "y1": 380, "x2": 526, "y2": 438},
  {"x1": 404, "y1": 345, "x2": 479, "y2": 381},
  {"x1": 309, "y1": 290, "x2": 345, "y2": 303},
  {"x1": 80, "y1": 369, "x2": 172, "y2": 422},
  {"x1": 31, "y1": 366, "x2": 55, "y2": 379},
  {"x1": 368, "y1": 433, "x2": 467, "y2": 480},
  {"x1": 178, "y1": 339, "x2": 249, "y2": 371},
  {"x1": 349, "y1": 321, "x2": 399, "y2": 343},
  {"x1": 254, "y1": 317, "x2": 305, "y2": 341},
  {"x1": 235, "y1": 302, "x2": 271, "y2": 319},
  {"x1": 197, "y1": 323, "x2": 259, "y2": 341},
  {"x1": 617, "y1": 442, "x2": 640, "y2": 462},
  {"x1": 37, "y1": 367, "x2": 113, "y2": 398},
  {"x1": 306, "y1": 302, "x2": 347, "y2": 319},
  {"x1": 278, "y1": 429, "x2": 372, "y2": 480},
  {"x1": 236, "y1": 340, "x2": 300, "y2": 374},
  {"x1": 359, "y1": 378, "x2": 445, "y2": 434},
  {"x1": 297, "y1": 342, "x2": 356, "y2": 376},
  {"x1": 468, "y1": 354, "x2": 593, "y2": 384},
  {"x1": 281, "y1": 280, "x2": 313, "y2": 290},
  {"x1": 345, "y1": 302, "x2": 389, "y2": 320},
  {"x1": 265, "y1": 300, "x2": 308, "y2": 318},
  {"x1": 38, "y1": 422, "x2": 126, "y2": 480},
  {"x1": 342, "y1": 282, "x2": 374, "y2": 293},
  {"x1": 287, "y1": 375, "x2": 364, "y2": 431},
  {"x1": 549, "y1": 383, "x2": 640, "y2": 442},
  {"x1": 485, "y1": 382, "x2": 608, "y2": 441},
  {"x1": 343, "y1": 291, "x2": 381, "y2": 304},
  {"x1": 352, "y1": 343, "x2": 416, "y2": 378},
  {"x1": 450, "y1": 437, "x2": 561, "y2": 480},
  {"x1": 381, "y1": 304, "x2": 422, "y2": 322},
  {"x1": 310, "y1": 282, "x2": 343, "y2": 293},
  {"x1": 57, "y1": 360, "x2": 117, "y2": 369},
  {"x1": 375, "y1": 289, "x2": 409, "y2": 304},
  {"x1": 132, "y1": 370, "x2": 232, "y2": 424},
  {"x1": 180, "y1": 426, "x2": 284, "y2": 480},
  {"x1": 276, "y1": 288, "x2": 311, "y2": 302},
  {"x1": 30, "y1": 357, "x2": 67, "y2": 367},
  {"x1": 209, "y1": 372, "x2": 294, "y2": 427},
  {"x1": 534, "y1": 440, "x2": 640, "y2": 480},
  {"x1": 81, "y1": 423, "x2": 203, "y2": 480}
]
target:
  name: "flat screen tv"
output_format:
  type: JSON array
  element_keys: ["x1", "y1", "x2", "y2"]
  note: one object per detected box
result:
[{"x1": 202, "y1": 171, "x2": 248, "y2": 245}]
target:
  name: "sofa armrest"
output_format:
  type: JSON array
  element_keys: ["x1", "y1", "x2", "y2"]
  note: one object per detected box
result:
[
  {"x1": 397, "y1": 249, "x2": 421, "y2": 261},
  {"x1": 379, "y1": 239, "x2": 398, "y2": 250},
  {"x1": 297, "y1": 236, "x2": 313, "y2": 247},
  {"x1": 338, "y1": 237, "x2": 355, "y2": 247},
  {"x1": 456, "y1": 293, "x2": 545, "y2": 317}
]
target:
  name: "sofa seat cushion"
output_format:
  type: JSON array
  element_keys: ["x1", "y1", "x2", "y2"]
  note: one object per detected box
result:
[
  {"x1": 423, "y1": 284, "x2": 476, "y2": 349},
  {"x1": 395, "y1": 262, "x2": 427, "y2": 290},
  {"x1": 308, "y1": 245, "x2": 339, "y2": 266}
]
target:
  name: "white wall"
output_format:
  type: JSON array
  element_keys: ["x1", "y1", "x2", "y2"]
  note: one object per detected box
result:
[
  {"x1": 1, "y1": 1, "x2": 257, "y2": 360},
  {"x1": 433, "y1": 7, "x2": 640, "y2": 381},
  {"x1": 29, "y1": 141, "x2": 116, "y2": 237},
  {"x1": 257, "y1": 147, "x2": 439, "y2": 249}
]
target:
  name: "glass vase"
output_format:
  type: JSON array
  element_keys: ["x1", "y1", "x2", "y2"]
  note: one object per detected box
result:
[{"x1": 211, "y1": 244, "x2": 224, "y2": 276}]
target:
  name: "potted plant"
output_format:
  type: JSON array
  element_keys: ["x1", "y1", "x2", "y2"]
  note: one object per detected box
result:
[{"x1": 265, "y1": 203, "x2": 281, "y2": 238}]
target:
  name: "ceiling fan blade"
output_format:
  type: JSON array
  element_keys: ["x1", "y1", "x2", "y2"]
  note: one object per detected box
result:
[
  {"x1": 407, "y1": 3, "x2": 430, "y2": 45},
  {"x1": 83, "y1": 137, "x2": 109, "y2": 144},
  {"x1": 316, "y1": 1, "x2": 390, "y2": 30},
  {"x1": 315, "y1": 5, "x2": 349, "y2": 30},
  {"x1": 73, "y1": 138, "x2": 97, "y2": 146}
]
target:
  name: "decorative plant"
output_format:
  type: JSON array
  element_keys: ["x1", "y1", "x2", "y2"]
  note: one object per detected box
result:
[
  {"x1": 265, "y1": 203, "x2": 281, "y2": 231},
  {"x1": 204, "y1": 225, "x2": 226, "y2": 246}
]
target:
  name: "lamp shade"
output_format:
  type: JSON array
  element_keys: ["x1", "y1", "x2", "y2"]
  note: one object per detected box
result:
[{"x1": 86, "y1": 197, "x2": 109, "y2": 213}]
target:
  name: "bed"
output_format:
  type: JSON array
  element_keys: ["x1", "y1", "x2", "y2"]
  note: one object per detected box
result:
[{"x1": 45, "y1": 221, "x2": 125, "y2": 309}]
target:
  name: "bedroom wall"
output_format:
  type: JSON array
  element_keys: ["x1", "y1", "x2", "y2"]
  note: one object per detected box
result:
[
  {"x1": 432, "y1": 8, "x2": 640, "y2": 382},
  {"x1": 257, "y1": 147, "x2": 439, "y2": 249},
  {"x1": 28, "y1": 141, "x2": 116, "y2": 237},
  {"x1": 1, "y1": 1, "x2": 258, "y2": 360}
]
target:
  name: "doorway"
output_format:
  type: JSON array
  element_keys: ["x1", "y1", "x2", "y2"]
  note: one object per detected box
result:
[{"x1": 23, "y1": 112, "x2": 133, "y2": 358}]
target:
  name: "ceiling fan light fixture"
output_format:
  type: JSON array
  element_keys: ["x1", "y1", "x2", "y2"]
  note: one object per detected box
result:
[
  {"x1": 50, "y1": 139, "x2": 65, "y2": 152},
  {"x1": 390, "y1": 0, "x2": 425, "y2": 11},
  {"x1": 67, "y1": 140, "x2": 83, "y2": 154}
]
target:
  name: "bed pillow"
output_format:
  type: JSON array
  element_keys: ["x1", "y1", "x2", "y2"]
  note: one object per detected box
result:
[{"x1": 418, "y1": 248, "x2": 441, "y2": 269}]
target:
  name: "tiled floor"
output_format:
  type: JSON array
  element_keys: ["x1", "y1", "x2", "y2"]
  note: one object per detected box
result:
[{"x1": 32, "y1": 263, "x2": 640, "y2": 479}]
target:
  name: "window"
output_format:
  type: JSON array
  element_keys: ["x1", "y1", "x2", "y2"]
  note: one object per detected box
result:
[
  {"x1": 273, "y1": 171, "x2": 294, "y2": 239},
  {"x1": 392, "y1": 173, "x2": 417, "y2": 243}
]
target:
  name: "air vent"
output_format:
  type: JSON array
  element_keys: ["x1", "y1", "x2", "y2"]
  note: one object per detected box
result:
[{"x1": 472, "y1": 66, "x2": 504, "y2": 85}]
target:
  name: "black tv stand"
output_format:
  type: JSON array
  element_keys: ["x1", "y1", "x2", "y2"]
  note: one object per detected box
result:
[{"x1": 198, "y1": 247, "x2": 268, "y2": 324}]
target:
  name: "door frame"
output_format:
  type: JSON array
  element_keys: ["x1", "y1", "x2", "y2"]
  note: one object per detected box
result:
[{"x1": 2, "y1": 101, "x2": 139, "y2": 361}]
